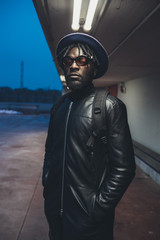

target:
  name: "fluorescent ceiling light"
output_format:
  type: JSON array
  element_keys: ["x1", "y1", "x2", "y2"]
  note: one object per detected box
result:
[
  {"x1": 83, "y1": 0, "x2": 99, "y2": 31},
  {"x1": 71, "y1": 0, "x2": 82, "y2": 31}
]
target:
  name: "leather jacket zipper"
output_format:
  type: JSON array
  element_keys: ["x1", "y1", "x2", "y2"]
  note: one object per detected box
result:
[{"x1": 60, "y1": 101, "x2": 73, "y2": 217}]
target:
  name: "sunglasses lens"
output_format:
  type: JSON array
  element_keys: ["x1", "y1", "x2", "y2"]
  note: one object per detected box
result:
[
  {"x1": 62, "y1": 57, "x2": 73, "y2": 67},
  {"x1": 76, "y1": 56, "x2": 89, "y2": 66}
]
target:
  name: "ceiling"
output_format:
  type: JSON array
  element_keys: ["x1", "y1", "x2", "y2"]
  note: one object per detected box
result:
[{"x1": 32, "y1": 0, "x2": 160, "y2": 87}]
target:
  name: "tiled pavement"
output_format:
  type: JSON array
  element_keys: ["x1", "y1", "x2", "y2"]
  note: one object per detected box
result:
[{"x1": 0, "y1": 114, "x2": 160, "y2": 240}]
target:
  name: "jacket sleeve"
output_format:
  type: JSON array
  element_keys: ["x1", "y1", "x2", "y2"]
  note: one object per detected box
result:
[
  {"x1": 42, "y1": 94, "x2": 68, "y2": 187},
  {"x1": 94, "y1": 96, "x2": 136, "y2": 220},
  {"x1": 42, "y1": 111, "x2": 54, "y2": 187}
]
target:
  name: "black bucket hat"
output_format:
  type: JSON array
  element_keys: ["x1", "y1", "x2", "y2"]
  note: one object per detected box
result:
[{"x1": 56, "y1": 33, "x2": 109, "y2": 79}]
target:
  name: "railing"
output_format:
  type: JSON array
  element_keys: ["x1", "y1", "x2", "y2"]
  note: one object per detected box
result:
[{"x1": 7, "y1": 103, "x2": 40, "y2": 114}]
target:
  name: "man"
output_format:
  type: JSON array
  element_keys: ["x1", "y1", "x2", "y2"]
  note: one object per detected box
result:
[{"x1": 43, "y1": 33, "x2": 136, "y2": 240}]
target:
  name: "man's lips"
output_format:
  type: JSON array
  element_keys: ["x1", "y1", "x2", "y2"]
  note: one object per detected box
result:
[{"x1": 68, "y1": 74, "x2": 81, "y2": 79}]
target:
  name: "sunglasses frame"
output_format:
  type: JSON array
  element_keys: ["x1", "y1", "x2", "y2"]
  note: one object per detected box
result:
[{"x1": 62, "y1": 55, "x2": 93, "y2": 67}]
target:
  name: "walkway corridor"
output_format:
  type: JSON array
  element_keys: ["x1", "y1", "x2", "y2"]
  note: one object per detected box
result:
[{"x1": 0, "y1": 114, "x2": 159, "y2": 240}]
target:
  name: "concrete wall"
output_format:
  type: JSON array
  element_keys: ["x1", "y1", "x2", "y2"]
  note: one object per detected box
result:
[{"x1": 117, "y1": 74, "x2": 160, "y2": 154}]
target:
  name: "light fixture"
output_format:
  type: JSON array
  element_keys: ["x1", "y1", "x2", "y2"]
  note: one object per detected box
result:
[
  {"x1": 83, "y1": 0, "x2": 99, "y2": 31},
  {"x1": 71, "y1": 0, "x2": 82, "y2": 31},
  {"x1": 60, "y1": 75, "x2": 66, "y2": 83},
  {"x1": 120, "y1": 82, "x2": 126, "y2": 93}
]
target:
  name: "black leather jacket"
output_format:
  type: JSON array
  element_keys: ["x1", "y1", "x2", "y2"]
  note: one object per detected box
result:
[{"x1": 43, "y1": 86, "x2": 136, "y2": 240}]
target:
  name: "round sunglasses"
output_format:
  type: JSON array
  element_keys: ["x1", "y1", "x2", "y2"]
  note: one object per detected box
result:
[{"x1": 62, "y1": 55, "x2": 93, "y2": 67}]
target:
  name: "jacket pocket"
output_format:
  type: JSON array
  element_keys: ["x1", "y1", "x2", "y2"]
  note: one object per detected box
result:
[
  {"x1": 88, "y1": 151, "x2": 98, "y2": 185},
  {"x1": 89, "y1": 192, "x2": 96, "y2": 217}
]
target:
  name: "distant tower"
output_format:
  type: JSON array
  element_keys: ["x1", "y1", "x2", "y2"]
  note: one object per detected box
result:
[{"x1": 20, "y1": 61, "x2": 24, "y2": 89}]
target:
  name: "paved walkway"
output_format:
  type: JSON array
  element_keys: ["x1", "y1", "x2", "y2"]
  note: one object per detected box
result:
[{"x1": 0, "y1": 114, "x2": 160, "y2": 240}]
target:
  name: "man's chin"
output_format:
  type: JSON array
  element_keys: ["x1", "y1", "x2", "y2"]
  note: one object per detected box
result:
[{"x1": 66, "y1": 81, "x2": 84, "y2": 91}]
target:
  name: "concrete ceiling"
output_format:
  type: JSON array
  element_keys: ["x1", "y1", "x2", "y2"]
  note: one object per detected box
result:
[{"x1": 32, "y1": 0, "x2": 160, "y2": 87}]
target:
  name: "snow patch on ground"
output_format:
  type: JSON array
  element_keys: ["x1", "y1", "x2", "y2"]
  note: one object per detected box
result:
[{"x1": 0, "y1": 109, "x2": 22, "y2": 115}]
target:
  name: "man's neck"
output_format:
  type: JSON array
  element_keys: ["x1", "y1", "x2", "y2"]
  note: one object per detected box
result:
[{"x1": 69, "y1": 84, "x2": 94, "y2": 100}]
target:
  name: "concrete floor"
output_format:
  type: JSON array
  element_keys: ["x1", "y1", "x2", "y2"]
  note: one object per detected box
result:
[{"x1": 0, "y1": 114, "x2": 160, "y2": 240}]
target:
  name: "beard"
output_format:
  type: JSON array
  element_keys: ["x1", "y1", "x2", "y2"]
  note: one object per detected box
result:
[{"x1": 66, "y1": 76, "x2": 93, "y2": 92}]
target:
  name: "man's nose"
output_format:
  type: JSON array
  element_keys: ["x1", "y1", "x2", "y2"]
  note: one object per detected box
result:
[{"x1": 70, "y1": 60, "x2": 79, "y2": 69}]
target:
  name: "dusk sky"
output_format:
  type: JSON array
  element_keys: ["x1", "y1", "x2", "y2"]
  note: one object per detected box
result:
[{"x1": 0, "y1": 0, "x2": 62, "y2": 90}]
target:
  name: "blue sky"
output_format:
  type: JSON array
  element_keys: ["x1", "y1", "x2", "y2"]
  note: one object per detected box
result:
[{"x1": 0, "y1": 0, "x2": 62, "y2": 90}]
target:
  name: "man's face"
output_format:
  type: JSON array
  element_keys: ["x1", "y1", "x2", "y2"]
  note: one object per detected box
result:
[{"x1": 62, "y1": 47, "x2": 95, "y2": 91}]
